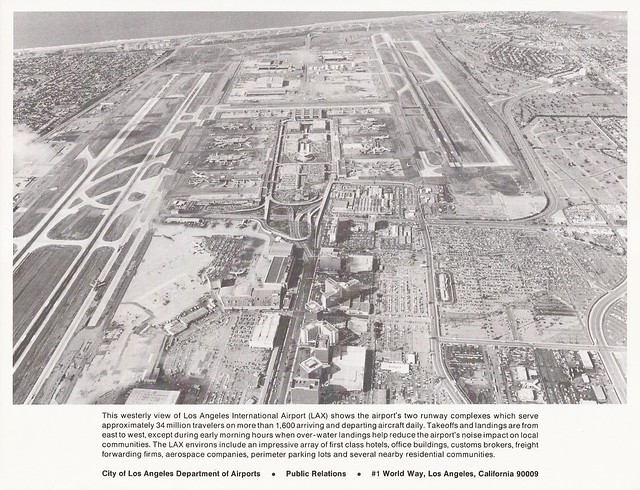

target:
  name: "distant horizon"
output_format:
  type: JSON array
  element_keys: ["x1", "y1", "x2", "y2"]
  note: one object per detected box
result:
[{"x1": 14, "y1": 11, "x2": 424, "y2": 49}]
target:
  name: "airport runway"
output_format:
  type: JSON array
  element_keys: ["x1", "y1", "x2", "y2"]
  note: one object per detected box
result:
[{"x1": 15, "y1": 72, "x2": 213, "y2": 403}]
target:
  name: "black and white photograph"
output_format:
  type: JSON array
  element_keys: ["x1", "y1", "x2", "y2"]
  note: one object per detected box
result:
[
  {"x1": 1, "y1": 3, "x2": 638, "y2": 490},
  {"x1": 11, "y1": 10, "x2": 628, "y2": 406}
]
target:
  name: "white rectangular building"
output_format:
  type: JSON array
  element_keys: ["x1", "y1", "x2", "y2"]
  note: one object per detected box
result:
[{"x1": 250, "y1": 313, "x2": 281, "y2": 349}]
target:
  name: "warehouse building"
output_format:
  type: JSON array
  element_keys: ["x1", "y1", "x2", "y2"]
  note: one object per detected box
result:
[{"x1": 249, "y1": 313, "x2": 282, "y2": 349}]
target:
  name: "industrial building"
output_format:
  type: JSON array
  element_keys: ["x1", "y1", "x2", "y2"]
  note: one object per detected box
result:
[
  {"x1": 328, "y1": 346, "x2": 367, "y2": 392},
  {"x1": 579, "y1": 351, "x2": 594, "y2": 370},
  {"x1": 179, "y1": 307, "x2": 209, "y2": 327},
  {"x1": 249, "y1": 313, "x2": 282, "y2": 349},
  {"x1": 245, "y1": 87, "x2": 287, "y2": 97},
  {"x1": 255, "y1": 76, "x2": 285, "y2": 88},
  {"x1": 256, "y1": 58, "x2": 291, "y2": 70},
  {"x1": 321, "y1": 52, "x2": 347, "y2": 62},
  {"x1": 593, "y1": 385, "x2": 607, "y2": 403}
]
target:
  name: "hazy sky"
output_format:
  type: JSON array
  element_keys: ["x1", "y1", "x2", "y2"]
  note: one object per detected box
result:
[{"x1": 14, "y1": 11, "x2": 422, "y2": 49}]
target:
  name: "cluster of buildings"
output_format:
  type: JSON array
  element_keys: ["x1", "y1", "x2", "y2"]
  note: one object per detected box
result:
[
  {"x1": 308, "y1": 51, "x2": 366, "y2": 72},
  {"x1": 217, "y1": 241, "x2": 295, "y2": 310},
  {"x1": 331, "y1": 185, "x2": 395, "y2": 217},
  {"x1": 329, "y1": 184, "x2": 416, "y2": 219},
  {"x1": 244, "y1": 75, "x2": 288, "y2": 97},
  {"x1": 377, "y1": 223, "x2": 415, "y2": 248},
  {"x1": 487, "y1": 40, "x2": 578, "y2": 79},
  {"x1": 14, "y1": 49, "x2": 165, "y2": 133},
  {"x1": 321, "y1": 277, "x2": 361, "y2": 309},
  {"x1": 290, "y1": 318, "x2": 369, "y2": 404}
]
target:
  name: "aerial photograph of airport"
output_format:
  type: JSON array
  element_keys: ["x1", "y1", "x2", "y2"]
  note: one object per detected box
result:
[{"x1": 13, "y1": 11, "x2": 627, "y2": 405}]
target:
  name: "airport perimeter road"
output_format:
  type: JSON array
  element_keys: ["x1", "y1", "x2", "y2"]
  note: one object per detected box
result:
[
  {"x1": 501, "y1": 91, "x2": 560, "y2": 221},
  {"x1": 587, "y1": 277, "x2": 627, "y2": 403}
]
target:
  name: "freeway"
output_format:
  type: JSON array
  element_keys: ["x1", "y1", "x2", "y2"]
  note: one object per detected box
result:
[
  {"x1": 291, "y1": 206, "x2": 319, "y2": 258},
  {"x1": 254, "y1": 218, "x2": 311, "y2": 243},
  {"x1": 264, "y1": 201, "x2": 322, "y2": 402},
  {"x1": 587, "y1": 277, "x2": 627, "y2": 403},
  {"x1": 269, "y1": 194, "x2": 323, "y2": 207}
]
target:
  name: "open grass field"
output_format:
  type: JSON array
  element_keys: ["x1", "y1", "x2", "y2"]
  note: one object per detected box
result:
[
  {"x1": 86, "y1": 167, "x2": 136, "y2": 198},
  {"x1": 96, "y1": 191, "x2": 120, "y2": 205},
  {"x1": 94, "y1": 142, "x2": 154, "y2": 180},
  {"x1": 13, "y1": 245, "x2": 82, "y2": 345},
  {"x1": 88, "y1": 126, "x2": 120, "y2": 158},
  {"x1": 47, "y1": 205, "x2": 105, "y2": 240},
  {"x1": 104, "y1": 205, "x2": 140, "y2": 242},
  {"x1": 117, "y1": 122, "x2": 165, "y2": 152},
  {"x1": 141, "y1": 162, "x2": 164, "y2": 180}
]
